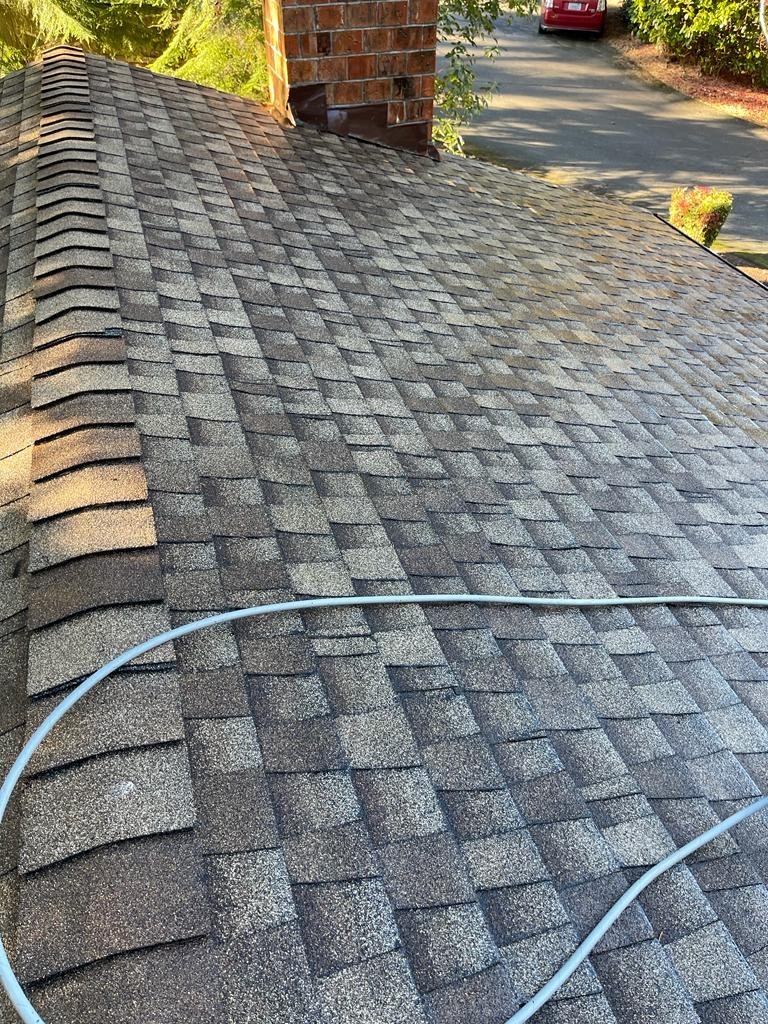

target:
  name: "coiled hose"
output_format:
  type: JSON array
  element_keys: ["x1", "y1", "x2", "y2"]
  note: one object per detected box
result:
[{"x1": 3, "y1": 591, "x2": 768, "y2": 1024}]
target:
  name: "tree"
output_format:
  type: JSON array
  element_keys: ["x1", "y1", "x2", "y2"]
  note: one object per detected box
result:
[
  {"x1": 0, "y1": 0, "x2": 177, "y2": 72},
  {"x1": 436, "y1": 0, "x2": 537, "y2": 151},
  {"x1": 150, "y1": 0, "x2": 267, "y2": 99},
  {"x1": 0, "y1": 0, "x2": 93, "y2": 70}
]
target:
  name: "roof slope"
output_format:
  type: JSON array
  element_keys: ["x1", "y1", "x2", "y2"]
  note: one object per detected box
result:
[{"x1": 3, "y1": 43, "x2": 768, "y2": 1024}]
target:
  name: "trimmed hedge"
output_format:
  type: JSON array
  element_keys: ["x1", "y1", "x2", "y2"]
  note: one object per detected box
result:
[
  {"x1": 623, "y1": 0, "x2": 768, "y2": 87},
  {"x1": 669, "y1": 186, "x2": 733, "y2": 246}
]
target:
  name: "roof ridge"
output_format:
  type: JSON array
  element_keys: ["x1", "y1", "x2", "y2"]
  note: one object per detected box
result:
[
  {"x1": 12, "y1": 48, "x2": 211, "y2": 989},
  {"x1": 25, "y1": 47, "x2": 172, "y2": 692}
]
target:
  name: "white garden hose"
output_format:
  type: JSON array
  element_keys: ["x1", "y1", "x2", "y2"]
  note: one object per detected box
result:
[{"x1": 3, "y1": 590, "x2": 768, "y2": 1024}]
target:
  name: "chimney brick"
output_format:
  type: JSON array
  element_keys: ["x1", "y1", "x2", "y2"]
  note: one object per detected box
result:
[{"x1": 263, "y1": 0, "x2": 438, "y2": 155}]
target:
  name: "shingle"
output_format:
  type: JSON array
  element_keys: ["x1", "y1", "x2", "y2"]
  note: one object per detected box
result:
[
  {"x1": 337, "y1": 706, "x2": 420, "y2": 768},
  {"x1": 639, "y1": 864, "x2": 718, "y2": 943},
  {"x1": 533, "y1": 993, "x2": 620, "y2": 1024},
  {"x1": 667, "y1": 923, "x2": 758, "y2": 1001},
  {"x1": 28, "y1": 503, "x2": 157, "y2": 570},
  {"x1": 283, "y1": 821, "x2": 378, "y2": 883},
  {"x1": 422, "y1": 735, "x2": 504, "y2": 791},
  {"x1": 462, "y1": 830, "x2": 549, "y2": 890},
  {"x1": 466, "y1": 690, "x2": 541, "y2": 741},
  {"x1": 509, "y1": 770, "x2": 588, "y2": 826},
  {"x1": 259, "y1": 717, "x2": 344, "y2": 772},
  {"x1": 708, "y1": 885, "x2": 768, "y2": 957},
  {"x1": 270, "y1": 771, "x2": 361, "y2": 835},
  {"x1": 706, "y1": 704, "x2": 768, "y2": 755},
  {"x1": 12, "y1": 45, "x2": 768, "y2": 1024},
  {"x1": 26, "y1": 670, "x2": 183, "y2": 773},
  {"x1": 561, "y1": 871, "x2": 655, "y2": 952},
  {"x1": 697, "y1": 992, "x2": 768, "y2": 1024},
  {"x1": 316, "y1": 950, "x2": 427, "y2": 1024},
  {"x1": 20, "y1": 742, "x2": 195, "y2": 870},
  {"x1": 197, "y1": 763, "x2": 279, "y2": 852},
  {"x1": 30, "y1": 424, "x2": 141, "y2": 479},
  {"x1": 234, "y1": 629, "x2": 316, "y2": 674},
  {"x1": 32, "y1": 940, "x2": 218, "y2": 1024},
  {"x1": 26, "y1": 602, "x2": 174, "y2": 694},
  {"x1": 354, "y1": 767, "x2": 446, "y2": 844},
  {"x1": 295, "y1": 878, "x2": 399, "y2": 974},
  {"x1": 319, "y1": 652, "x2": 394, "y2": 713},
  {"x1": 28, "y1": 457, "x2": 146, "y2": 522},
  {"x1": 398, "y1": 903, "x2": 499, "y2": 993},
  {"x1": 27, "y1": 547, "x2": 164, "y2": 628},
  {"x1": 551, "y1": 729, "x2": 628, "y2": 787},
  {"x1": 375, "y1": 626, "x2": 446, "y2": 667},
  {"x1": 188, "y1": 716, "x2": 262, "y2": 772},
  {"x1": 441, "y1": 789, "x2": 524, "y2": 840},
  {"x1": 402, "y1": 690, "x2": 477, "y2": 744},
  {"x1": 594, "y1": 940, "x2": 700, "y2": 1024},
  {"x1": 209, "y1": 850, "x2": 295, "y2": 936},
  {"x1": 531, "y1": 819, "x2": 619, "y2": 885},
  {"x1": 691, "y1": 854, "x2": 762, "y2": 893},
  {"x1": 602, "y1": 815, "x2": 677, "y2": 868},
  {"x1": 481, "y1": 881, "x2": 569, "y2": 946},
  {"x1": 16, "y1": 832, "x2": 208, "y2": 981},
  {"x1": 422, "y1": 962, "x2": 521, "y2": 1024},
  {"x1": 687, "y1": 750, "x2": 761, "y2": 801},
  {"x1": 379, "y1": 832, "x2": 475, "y2": 909},
  {"x1": 217, "y1": 920, "x2": 319, "y2": 1024},
  {"x1": 501, "y1": 924, "x2": 602, "y2": 1001}
]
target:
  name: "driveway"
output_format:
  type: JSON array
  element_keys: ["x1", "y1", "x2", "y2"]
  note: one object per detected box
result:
[{"x1": 459, "y1": 15, "x2": 768, "y2": 248}]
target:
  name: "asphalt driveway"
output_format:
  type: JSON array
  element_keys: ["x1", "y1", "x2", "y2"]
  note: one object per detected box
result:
[{"x1": 459, "y1": 15, "x2": 768, "y2": 248}]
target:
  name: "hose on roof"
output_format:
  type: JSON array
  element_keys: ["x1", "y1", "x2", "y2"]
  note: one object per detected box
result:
[{"x1": 3, "y1": 591, "x2": 768, "y2": 1024}]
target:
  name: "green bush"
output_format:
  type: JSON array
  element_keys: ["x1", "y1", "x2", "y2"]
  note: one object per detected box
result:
[
  {"x1": 669, "y1": 186, "x2": 733, "y2": 246},
  {"x1": 623, "y1": 0, "x2": 768, "y2": 86}
]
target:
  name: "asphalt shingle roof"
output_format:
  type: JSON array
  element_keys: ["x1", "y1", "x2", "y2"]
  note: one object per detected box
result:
[{"x1": 2, "y1": 42, "x2": 768, "y2": 1024}]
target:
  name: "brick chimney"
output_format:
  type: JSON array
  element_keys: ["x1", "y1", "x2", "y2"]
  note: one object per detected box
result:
[{"x1": 263, "y1": 0, "x2": 438, "y2": 156}]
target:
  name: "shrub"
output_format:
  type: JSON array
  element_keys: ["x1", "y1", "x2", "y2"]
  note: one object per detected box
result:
[
  {"x1": 669, "y1": 186, "x2": 733, "y2": 246},
  {"x1": 623, "y1": 0, "x2": 768, "y2": 87}
]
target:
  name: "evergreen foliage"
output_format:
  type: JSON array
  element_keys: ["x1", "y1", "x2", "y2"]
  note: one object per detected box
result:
[
  {"x1": 624, "y1": 0, "x2": 768, "y2": 87},
  {"x1": 150, "y1": 0, "x2": 268, "y2": 99}
]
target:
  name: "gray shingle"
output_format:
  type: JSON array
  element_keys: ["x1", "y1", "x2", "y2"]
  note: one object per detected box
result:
[
  {"x1": 462, "y1": 830, "x2": 549, "y2": 890},
  {"x1": 398, "y1": 903, "x2": 500, "y2": 992},
  {"x1": 295, "y1": 878, "x2": 399, "y2": 974},
  {"x1": 667, "y1": 923, "x2": 759, "y2": 1001},
  {"x1": 379, "y1": 832, "x2": 475, "y2": 909},
  {"x1": 283, "y1": 822, "x2": 378, "y2": 883},
  {"x1": 209, "y1": 850, "x2": 295, "y2": 936},
  {"x1": 20, "y1": 742, "x2": 195, "y2": 871},
  {"x1": 531, "y1": 819, "x2": 619, "y2": 885},
  {"x1": 16, "y1": 832, "x2": 208, "y2": 981},
  {"x1": 594, "y1": 940, "x2": 700, "y2": 1024},
  {"x1": 316, "y1": 950, "x2": 428, "y2": 1024},
  {"x1": 32, "y1": 940, "x2": 218, "y2": 1024},
  {"x1": 502, "y1": 924, "x2": 602, "y2": 1001},
  {"x1": 355, "y1": 767, "x2": 446, "y2": 844}
]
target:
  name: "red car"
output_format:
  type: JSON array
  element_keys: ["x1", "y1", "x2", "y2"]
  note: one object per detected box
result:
[{"x1": 539, "y1": 0, "x2": 607, "y2": 36}]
